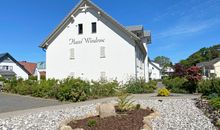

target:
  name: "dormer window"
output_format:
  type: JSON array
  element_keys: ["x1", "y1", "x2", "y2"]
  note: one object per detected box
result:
[{"x1": 78, "y1": 24, "x2": 83, "y2": 34}]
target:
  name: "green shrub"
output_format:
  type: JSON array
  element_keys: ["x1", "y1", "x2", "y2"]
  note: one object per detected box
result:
[
  {"x1": 31, "y1": 79, "x2": 58, "y2": 98},
  {"x1": 0, "y1": 76, "x2": 5, "y2": 82},
  {"x1": 125, "y1": 78, "x2": 155, "y2": 94},
  {"x1": 90, "y1": 80, "x2": 119, "y2": 98},
  {"x1": 163, "y1": 77, "x2": 188, "y2": 93},
  {"x1": 135, "y1": 104, "x2": 141, "y2": 110},
  {"x1": 56, "y1": 78, "x2": 90, "y2": 102},
  {"x1": 87, "y1": 119, "x2": 97, "y2": 127},
  {"x1": 209, "y1": 98, "x2": 220, "y2": 110},
  {"x1": 157, "y1": 87, "x2": 170, "y2": 96},
  {"x1": 207, "y1": 93, "x2": 219, "y2": 99},
  {"x1": 29, "y1": 76, "x2": 37, "y2": 81},
  {"x1": 14, "y1": 80, "x2": 35, "y2": 95},
  {"x1": 198, "y1": 78, "x2": 220, "y2": 96}
]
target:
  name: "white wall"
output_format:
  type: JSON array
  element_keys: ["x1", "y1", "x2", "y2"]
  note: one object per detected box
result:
[
  {"x1": 149, "y1": 62, "x2": 161, "y2": 80},
  {"x1": 214, "y1": 61, "x2": 220, "y2": 77},
  {"x1": 46, "y1": 9, "x2": 144, "y2": 82},
  {"x1": 0, "y1": 59, "x2": 29, "y2": 80}
]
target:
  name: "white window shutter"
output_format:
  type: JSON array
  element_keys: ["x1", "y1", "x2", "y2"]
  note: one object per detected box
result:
[
  {"x1": 100, "y1": 46, "x2": 105, "y2": 58},
  {"x1": 70, "y1": 48, "x2": 75, "y2": 59}
]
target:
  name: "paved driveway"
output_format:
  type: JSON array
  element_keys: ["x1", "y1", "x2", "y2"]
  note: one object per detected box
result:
[{"x1": 0, "y1": 93, "x2": 65, "y2": 113}]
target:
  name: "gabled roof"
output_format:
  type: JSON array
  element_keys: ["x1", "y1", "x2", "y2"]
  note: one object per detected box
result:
[
  {"x1": 149, "y1": 60, "x2": 161, "y2": 71},
  {"x1": 39, "y1": 0, "x2": 149, "y2": 55},
  {"x1": 0, "y1": 53, "x2": 31, "y2": 75},
  {"x1": 19, "y1": 61, "x2": 37, "y2": 75},
  {"x1": 197, "y1": 57, "x2": 220, "y2": 69}
]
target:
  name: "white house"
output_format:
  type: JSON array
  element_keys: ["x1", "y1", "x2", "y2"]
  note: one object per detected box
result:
[
  {"x1": 149, "y1": 61, "x2": 162, "y2": 80},
  {"x1": 197, "y1": 57, "x2": 220, "y2": 78},
  {"x1": 0, "y1": 53, "x2": 30, "y2": 79},
  {"x1": 39, "y1": 0, "x2": 151, "y2": 82}
]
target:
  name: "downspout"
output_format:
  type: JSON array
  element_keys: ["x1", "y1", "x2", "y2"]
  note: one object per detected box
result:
[{"x1": 135, "y1": 45, "x2": 137, "y2": 79}]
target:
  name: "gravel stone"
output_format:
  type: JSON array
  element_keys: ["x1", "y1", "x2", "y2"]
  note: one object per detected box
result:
[{"x1": 0, "y1": 99, "x2": 215, "y2": 130}]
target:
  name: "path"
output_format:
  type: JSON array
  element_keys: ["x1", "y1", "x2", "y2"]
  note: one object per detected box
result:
[{"x1": 0, "y1": 93, "x2": 65, "y2": 113}]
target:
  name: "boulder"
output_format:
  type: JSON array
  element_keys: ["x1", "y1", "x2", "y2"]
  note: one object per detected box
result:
[
  {"x1": 98, "y1": 103, "x2": 116, "y2": 118},
  {"x1": 60, "y1": 125, "x2": 72, "y2": 130},
  {"x1": 143, "y1": 124, "x2": 152, "y2": 130}
]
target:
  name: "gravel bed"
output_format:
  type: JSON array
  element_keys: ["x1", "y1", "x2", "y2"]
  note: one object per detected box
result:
[
  {"x1": 0, "y1": 99, "x2": 216, "y2": 130},
  {"x1": 136, "y1": 99, "x2": 216, "y2": 130}
]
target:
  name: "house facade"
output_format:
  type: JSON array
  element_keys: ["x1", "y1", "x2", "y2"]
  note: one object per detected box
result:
[
  {"x1": 40, "y1": 0, "x2": 151, "y2": 82},
  {"x1": 0, "y1": 53, "x2": 30, "y2": 79},
  {"x1": 149, "y1": 61, "x2": 162, "y2": 80},
  {"x1": 37, "y1": 62, "x2": 46, "y2": 80},
  {"x1": 197, "y1": 58, "x2": 220, "y2": 78}
]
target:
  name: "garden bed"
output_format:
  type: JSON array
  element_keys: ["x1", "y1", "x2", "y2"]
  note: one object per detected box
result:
[
  {"x1": 195, "y1": 98, "x2": 220, "y2": 129},
  {"x1": 68, "y1": 107, "x2": 153, "y2": 130}
]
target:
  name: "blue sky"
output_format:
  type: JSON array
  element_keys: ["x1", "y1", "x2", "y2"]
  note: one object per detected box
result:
[{"x1": 0, "y1": 0, "x2": 219, "y2": 63}]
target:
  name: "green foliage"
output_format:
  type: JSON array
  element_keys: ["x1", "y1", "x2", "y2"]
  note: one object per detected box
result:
[
  {"x1": 135, "y1": 104, "x2": 141, "y2": 110},
  {"x1": 90, "y1": 80, "x2": 119, "y2": 98},
  {"x1": 198, "y1": 78, "x2": 220, "y2": 97},
  {"x1": 14, "y1": 80, "x2": 34, "y2": 95},
  {"x1": 180, "y1": 44, "x2": 220, "y2": 67},
  {"x1": 117, "y1": 93, "x2": 134, "y2": 112},
  {"x1": 209, "y1": 98, "x2": 220, "y2": 110},
  {"x1": 163, "y1": 77, "x2": 188, "y2": 93},
  {"x1": 56, "y1": 78, "x2": 90, "y2": 102},
  {"x1": 3, "y1": 77, "x2": 156, "y2": 103},
  {"x1": 125, "y1": 78, "x2": 155, "y2": 94},
  {"x1": 87, "y1": 119, "x2": 97, "y2": 127},
  {"x1": 31, "y1": 79, "x2": 58, "y2": 98},
  {"x1": 0, "y1": 76, "x2": 5, "y2": 82},
  {"x1": 154, "y1": 56, "x2": 172, "y2": 68},
  {"x1": 208, "y1": 93, "x2": 219, "y2": 99},
  {"x1": 29, "y1": 76, "x2": 37, "y2": 81},
  {"x1": 157, "y1": 87, "x2": 170, "y2": 96}
]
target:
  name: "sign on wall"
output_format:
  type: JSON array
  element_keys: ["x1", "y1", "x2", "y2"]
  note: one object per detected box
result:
[{"x1": 69, "y1": 37, "x2": 105, "y2": 45}]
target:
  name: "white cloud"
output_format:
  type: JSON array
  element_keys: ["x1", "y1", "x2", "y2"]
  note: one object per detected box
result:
[{"x1": 157, "y1": 18, "x2": 219, "y2": 38}]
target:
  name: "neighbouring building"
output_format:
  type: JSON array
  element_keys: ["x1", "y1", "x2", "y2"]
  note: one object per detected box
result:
[
  {"x1": 39, "y1": 0, "x2": 151, "y2": 82},
  {"x1": 19, "y1": 61, "x2": 38, "y2": 76},
  {"x1": 197, "y1": 57, "x2": 220, "y2": 78},
  {"x1": 37, "y1": 62, "x2": 46, "y2": 80},
  {"x1": 0, "y1": 53, "x2": 30, "y2": 79},
  {"x1": 163, "y1": 66, "x2": 174, "y2": 77},
  {"x1": 149, "y1": 60, "x2": 162, "y2": 80}
]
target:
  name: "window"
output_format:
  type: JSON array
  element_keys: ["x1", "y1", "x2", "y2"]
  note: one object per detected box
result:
[
  {"x1": 70, "y1": 48, "x2": 75, "y2": 59},
  {"x1": 78, "y1": 24, "x2": 83, "y2": 34},
  {"x1": 92, "y1": 22, "x2": 97, "y2": 33},
  {"x1": 1, "y1": 65, "x2": 12, "y2": 71},
  {"x1": 100, "y1": 46, "x2": 106, "y2": 58},
  {"x1": 100, "y1": 72, "x2": 106, "y2": 81}
]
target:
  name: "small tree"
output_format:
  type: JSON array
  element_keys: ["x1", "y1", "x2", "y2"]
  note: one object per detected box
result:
[
  {"x1": 173, "y1": 63, "x2": 187, "y2": 77},
  {"x1": 185, "y1": 66, "x2": 202, "y2": 93}
]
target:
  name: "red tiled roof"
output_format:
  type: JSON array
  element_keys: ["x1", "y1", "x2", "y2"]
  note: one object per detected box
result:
[{"x1": 19, "y1": 61, "x2": 37, "y2": 75}]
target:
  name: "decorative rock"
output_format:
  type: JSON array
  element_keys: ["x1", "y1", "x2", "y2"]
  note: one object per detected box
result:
[
  {"x1": 60, "y1": 125, "x2": 72, "y2": 130},
  {"x1": 73, "y1": 128, "x2": 84, "y2": 130},
  {"x1": 143, "y1": 124, "x2": 152, "y2": 130},
  {"x1": 98, "y1": 103, "x2": 116, "y2": 118}
]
